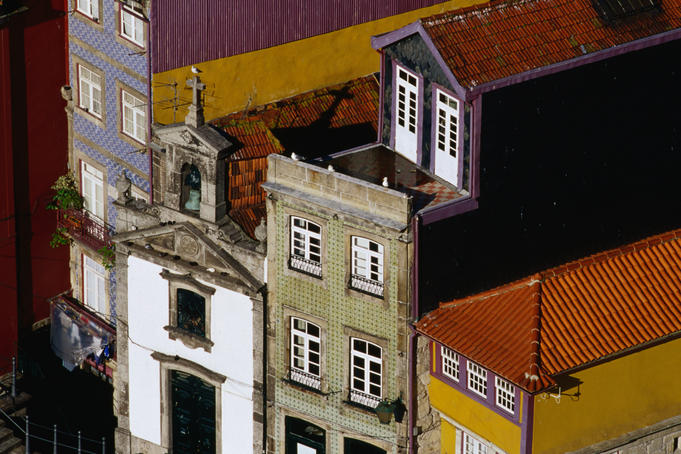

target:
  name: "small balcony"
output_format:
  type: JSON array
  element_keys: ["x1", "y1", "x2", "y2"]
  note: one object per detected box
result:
[
  {"x1": 289, "y1": 255, "x2": 322, "y2": 278},
  {"x1": 57, "y1": 209, "x2": 114, "y2": 251},
  {"x1": 289, "y1": 368, "x2": 321, "y2": 391},
  {"x1": 349, "y1": 389, "x2": 381, "y2": 409},
  {"x1": 49, "y1": 294, "x2": 116, "y2": 380},
  {"x1": 349, "y1": 275, "x2": 384, "y2": 298}
]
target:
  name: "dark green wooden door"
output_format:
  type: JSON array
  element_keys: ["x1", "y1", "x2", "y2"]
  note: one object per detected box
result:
[
  {"x1": 285, "y1": 417, "x2": 325, "y2": 454},
  {"x1": 171, "y1": 370, "x2": 216, "y2": 454}
]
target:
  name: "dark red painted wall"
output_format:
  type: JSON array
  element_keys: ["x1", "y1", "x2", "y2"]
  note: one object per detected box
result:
[
  {"x1": 152, "y1": 0, "x2": 449, "y2": 72},
  {"x1": 0, "y1": 0, "x2": 69, "y2": 374}
]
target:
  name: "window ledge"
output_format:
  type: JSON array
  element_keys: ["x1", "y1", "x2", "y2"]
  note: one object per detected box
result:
[
  {"x1": 164, "y1": 325, "x2": 213, "y2": 352},
  {"x1": 342, "y1": 399, "x2": 380, "y2": 416},
  {"x1": 283, "y1": 378, "x2": 326, "y2": 397}
]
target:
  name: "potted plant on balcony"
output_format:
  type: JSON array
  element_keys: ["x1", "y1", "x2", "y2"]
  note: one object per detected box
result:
[{"x1": 47, "y1": 172, "x2": 84, "y2": 247}]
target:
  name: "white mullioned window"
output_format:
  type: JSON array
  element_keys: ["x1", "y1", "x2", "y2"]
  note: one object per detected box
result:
[
  {"x1": 463, "y1": 432, "x2": 488, "y2": 454},
  {"x1": 349, "y1": 338, "x2": 382, "y2": 408},
  {"x1": 397, "y1": 66, "x2": 418, "y2": 134},
  {"x1": 76, "y1": 0, "x2": 99, "y2": 20},
  {"x1": 120, "y1": 6, "x2": 144, "y2": 46},
  {"x1": 436, "y1": 90, "x2": 460, "y2": 158},
  {"x1": 290, "y1": 216, "x2": 322, "y2": 276},
  {"x1": 122, "y1": 90, "x2": 146, "y2": 143},
  {"x1": 78, "y1": 65, "x2": 102, "y2": 117},
  {"x1": 81, "y1": 161, "x2": 104, "y2": 220},
  {"x1": 495, "y1": 376, "x2": 515, "y2": 414},
  {"x1": 290, "y1": 318, "x2": 321, "y2": 390},
  {"x1": 467, "y1": 361, "x2": 488, "y2": 399},
  {"x1": 441, "y1": 346, "x2": 459, "y2": 382},
  {"x1": 83, "y1": 255, "x2": 106, "y2": 316},
  {"x1": 350, "y1": 236, "x2": 384, "y2": 296}
]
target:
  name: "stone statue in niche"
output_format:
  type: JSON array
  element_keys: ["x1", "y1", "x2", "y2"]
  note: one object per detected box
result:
[{"x1": 184, "y1": 165, "x2": 201, "y2": 211}]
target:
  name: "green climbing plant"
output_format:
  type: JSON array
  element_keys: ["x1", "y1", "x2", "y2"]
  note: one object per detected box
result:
[
  {"x1": 98, "y1": 243, "x2": 116, "y2": 271},
  {"x1": 47, "y1": 173, "x2": 84, "y2": 248}
]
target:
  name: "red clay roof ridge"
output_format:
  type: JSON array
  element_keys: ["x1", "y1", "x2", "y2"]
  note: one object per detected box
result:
[
  {"x1": 439, "y1": 273, "x2": 542, "y2": 309},
  {"x1": 422, "y1": 0, "x2": 535, "y2": 27},
  {"x1": 540, "y1": 227, "x2": 681, "y2": 280}
]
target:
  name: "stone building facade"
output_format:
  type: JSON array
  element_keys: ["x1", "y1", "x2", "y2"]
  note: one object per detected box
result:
[
  {"x1": 61, "y1": 0, "x2": 150, "y2": 359},
  {"x1": 263, "y1": 153, "x2": 436, "y2": 454},
  {"x1": 111, "y1": 90, "x2": 267, "y2": 454}
]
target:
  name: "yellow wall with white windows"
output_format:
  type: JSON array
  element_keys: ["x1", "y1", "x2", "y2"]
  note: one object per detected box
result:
[
  {"x1": 533, "y1": 336, "x2": 681, "y2": 454},
  {"x1": 152, "y1": 0, "x2": 485, "y2": 125},
  {"x1": 429, "y1": 376, "x2": 522, "y2": 454}
]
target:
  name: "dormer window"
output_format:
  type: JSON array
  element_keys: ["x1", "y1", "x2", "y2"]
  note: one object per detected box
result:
[
  {"x1": 182, "y1": 164, "x2": 201, "y2": 213},
  {"x1": 433, "y1": 89, "x2": 461, "y2": 186},
  {"x1": 394, "y1": 64, "x2": 420, "y2": 163}
]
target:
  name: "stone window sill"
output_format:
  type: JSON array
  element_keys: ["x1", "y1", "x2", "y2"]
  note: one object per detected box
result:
[{"x1": 164, "y1": 325, "x2": 214, "y2": 353}]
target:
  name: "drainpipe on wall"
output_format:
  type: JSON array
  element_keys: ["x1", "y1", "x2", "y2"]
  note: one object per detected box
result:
[
  {"x1": 146, "y1": 1, "x2": 153, "y2": 204},
  {"x1": 408, "y1": 214, "x2": 421, "y2": 454}
]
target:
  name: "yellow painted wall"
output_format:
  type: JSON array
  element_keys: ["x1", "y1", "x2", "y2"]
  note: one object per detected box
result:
[
  {"x1": 440, "y1": 418, "x2": 457, "y2": 454},
  {"x1": 533, "y1": 336, "x2": 681, "y2": 454},
  {"x1": 152, "y1": 0, "x2": 485, "y2": 125},
  {"x1": 429, "y1": 376, "x2": 522, "y2": 454}
]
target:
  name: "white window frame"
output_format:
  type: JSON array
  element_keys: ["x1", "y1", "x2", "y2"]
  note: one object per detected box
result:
[
  {"x1": 441, "y1": 346, "x2": 459, "y2": 382},
  {"x1": 350, "y1": 236, "x2": 384, "y2": 296},
  {"x1": 78, "y1": 64, "x2": 102, "y2": 118},
  {"x1": 290, "y1": 216, "x2": 322, "y2": 277},
  {"x1": 121, "y1": 90, "x2": 146, "y2": 143},
  {"x1": 81, "y1": 161, "x2": 104, "y2": 220},
  {"x1": 467, "y1": 361, "x2": 488, "y2": 399},
  {"x1": 83, "y1": 254, "x2": 106, "y2": 316},
  {"x1": 435, "y1": 90, "x2": 460, "y2": 159},
  {"x1": 463, "y1": 431, "x2": 488, "y2": 454},
  {"x1": 349, "y1": 337, "x2": 382, "y2": 408},
  {"x1": 495, "y1": 376, "x2": 515, "y2": 414},
  {"x1": 396, "y1": 66, "x2": 418, "y2": 135},
  {"x1": 76, "y1": 0, "x2": 99, "y2": 20},
  {"x1": 120, "y1": 5, "x2": 144, "y2": 47},
  {"x1": 394, "y1": 64, "x2": 419, "y2": 163},
  {"x1": 290, "y1": 317, "x2": 321, "y2": 390}
]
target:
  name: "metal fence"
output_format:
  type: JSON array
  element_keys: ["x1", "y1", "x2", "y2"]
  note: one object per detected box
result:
[{"x1": 0, "y1": 357, "x2": 106, "y2": 454}]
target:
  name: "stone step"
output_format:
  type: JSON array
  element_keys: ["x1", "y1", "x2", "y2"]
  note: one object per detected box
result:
[
  {"x1": 0, "y1": 437, "x2": 20, "y2": 454},
  {"x1": 0, "y1": 427, "x2": 13, "y2": 444}
]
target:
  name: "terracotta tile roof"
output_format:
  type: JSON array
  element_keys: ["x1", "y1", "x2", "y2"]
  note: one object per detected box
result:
[
  {"x1": 211, "y1": 118, "x2": 284, "y2": 161},
  {"x1": 415, "y1": 228, "x2": 681, "y2": 392},
  {"x1": 420, "y1": 0, "x2": 681, "y2": 89},
  {"x1": 229, "y1": 204, "x2": 266, "y2": 240},
  {"x1": 209, "y1": 76, "x2": 379, "y2": 237}
]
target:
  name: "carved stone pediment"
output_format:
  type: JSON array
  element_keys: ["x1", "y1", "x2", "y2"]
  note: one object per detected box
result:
[
  {"x1": 153, "y1": 123, "x2": 232, "y2": 160},
  {"x1": 114, "y1": 222, "x2": 262, "y2": 295}
]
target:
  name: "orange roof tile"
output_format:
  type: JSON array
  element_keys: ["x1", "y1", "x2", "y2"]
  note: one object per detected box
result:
[
  {"x1": 209, "y1": 75, "x2": 379, "y2": 237},
  {"x1": 211, "y1": 118, "x2": 284, "y2": 161},
  {"x1": 229, "y1": 204, "x2": 266, "y2": 240},
  {"x1": 415, "y1": 228, "x2": 681, "y2": 392},
  {"x1": 419, "y1": 0, "x2": 681, "y2": 89}
]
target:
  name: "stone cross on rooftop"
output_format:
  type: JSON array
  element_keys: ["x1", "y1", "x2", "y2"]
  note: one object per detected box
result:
[{"x1": 185, "y1": 75, "x2": 206, "y2": 128}]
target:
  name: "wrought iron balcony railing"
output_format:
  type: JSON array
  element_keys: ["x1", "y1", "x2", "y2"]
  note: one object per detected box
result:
[
  {"x1": 289, "y1": 368, "x2": 321, "y2": 391},
  {"x1": 349, "y1": 274, "x2": 384, "y2": 297},
  {"x1": 289, "y1": 255, "x2": 322, "y2": 277},
  {"x1": 349, "y1": 389, "x2": 381, "y2": 409},
  {"x1": 58, "y1": 209, "x2": 114, "y2": 251}
]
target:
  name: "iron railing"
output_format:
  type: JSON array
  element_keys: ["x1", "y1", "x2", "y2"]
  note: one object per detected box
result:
[
  {"x1": 349, "y1": 274, "x2": 384, "y2": 297},
  {"x1": 289, "y1": 368, "x2": 321, "y2": 390},
  {"x1": 57, "y1": 209, "x2": 114, "y2": 251},
  {"x1": 349, "y1": 389, "x2": 381, "y2": 409},
  {"x1": 289, "y1": 255, "x2": 322, "y2": 277},
  {"x1": 0, "y1": 407, "x2": 106, "y2": 454}
]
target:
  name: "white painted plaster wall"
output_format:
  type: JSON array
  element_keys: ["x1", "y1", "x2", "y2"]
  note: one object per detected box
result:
[{"x1": 127, "y1": 255, "x2": 254, "y2": 453}]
